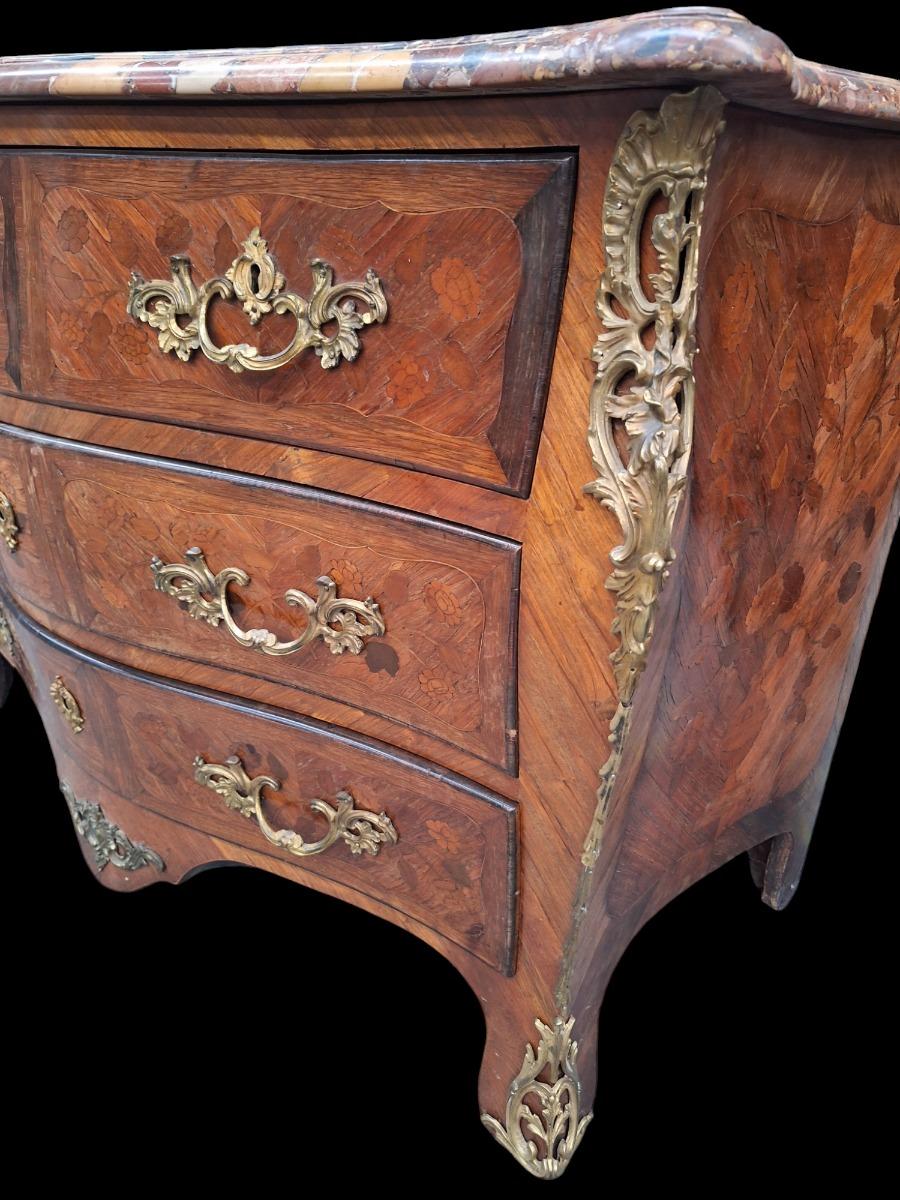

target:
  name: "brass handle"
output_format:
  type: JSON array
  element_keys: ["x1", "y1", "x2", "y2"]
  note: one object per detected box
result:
[
  {"x1": 193, "y1": 754, "x2": 398, "y2": 859},
  {"x1": 0, "y1": 488, "x2": 19, "y2": 552},
  {"x1": 151, "y1": 547, "x2": 385, "y2": 657},
  {"x1": 127, "y1": 226, "x2": 388, "y2": 374}
]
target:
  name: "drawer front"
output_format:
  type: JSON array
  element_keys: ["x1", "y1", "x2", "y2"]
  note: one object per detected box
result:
[
  {"x1": 0, "y1": 431, "x2": 54, "y2": 595},
  {"x1": 0, "y1": 423, "x2": 519, "y2": 773},
  {"x1": 1, "y1": 599, "x2": 518, "y2": 973},
  {"x1": 5, "y1": 150, "x2": 574, "y2": 495}
]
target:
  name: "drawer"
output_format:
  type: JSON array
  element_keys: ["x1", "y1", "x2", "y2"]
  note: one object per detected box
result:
[
  {"x1": 1, "y1": 597, "x2": 518, "y2": 973},
  {"x1": 0, "y1": 423, "x2": 520, "y2": 773},
  {"x1": 4, "y1": 150, "x2": 575, "y2": 496}
]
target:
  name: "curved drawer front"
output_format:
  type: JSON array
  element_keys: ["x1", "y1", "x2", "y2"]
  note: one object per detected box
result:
[
  {"x1": 0, "y1": 423, "x2": 519, "y2": 773},
  {"x1": 5, "y1": 150, "x2": 574, "y2": 495},
  {"x1": 2, "y1": 600, "x2": 518, "y2": 973}
]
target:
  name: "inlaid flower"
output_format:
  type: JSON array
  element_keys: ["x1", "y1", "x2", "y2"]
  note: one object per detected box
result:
[
  {"x1": 428, "y1": 851, "x2": 480, "y2": 908},
  {"x1": 426, "y1": 819, "x2": 461, "y2": 855},
  {"x1": 424, "y1": 580, "x2": 463, "y2": 627},
  {"x1": 117, "y1": 321, "x2": 150, "y2": 365},
  {"x1": 385, "y1": 353, "x2": 434, "y2": 407},
  {"x1": 329, "y1": 558, "x2": 364, "y2": 593},
  {"x1": 431, "y1": 257, "x2": 480, "y2": 322},
  {"x1": 57, "y1": 206, "x2": 90, "y2": 253},
  {"x1": 49, "y1": 258, "x2": 84, "y2": 301},
  {"x1": 56, "y1": 311, "x2": 85, "y2": 351},
  {"x1": 155, "y1": 213, "x2": 193, "y2": 257},
  {"x1": 418, "y1": 666, "x2": 456, "y2": 705},
  {"x1": 82, "y1": 312, "x2": 112, "y2": 360},
  {"x1": 830, "y1": 334, "x2": 858, "y2": 375}
]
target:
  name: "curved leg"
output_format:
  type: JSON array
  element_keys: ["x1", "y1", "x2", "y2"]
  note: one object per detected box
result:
[
  {"x1": 748, "y1": 806, "x2": 819, "y2": 911},
  {"x1": 745, "y1": 755, "x2": 830, "y2": 911},
  {"x1": 477, "y1": 976, "x2": 599, "y2": 1180}
]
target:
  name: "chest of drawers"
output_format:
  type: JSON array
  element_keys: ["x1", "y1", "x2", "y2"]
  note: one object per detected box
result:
[{"x1": 0, "y1": 7, "x2": 897, "y2": 1179}]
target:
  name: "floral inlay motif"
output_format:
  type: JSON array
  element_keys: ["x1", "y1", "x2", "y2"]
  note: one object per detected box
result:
[
  {"x1": 56, "y1": 311, "x2": 85, "y2": 352},
  {"x1": 385, "y1": 353, "x2": 434, "y2": 407},
  {"x1": 49, "y1": 258, "x2": 84, "y2": 301},
  {"x1": 424, "y1": 581, "x2": 464, "y2": 627},
  {"x1": 431, "y1": 257, "x2": 481, "y2": 322},
  {"x1": 431, "y1": 867, "x2": 477, "y2": 907},
  {"x1": 418, "y1": 665, "x2": 457, "y2": 705},
  {"x1": 57, "y1": 206, "x2": 90, "y2": 253},
  {"x1": 155, "y1": 212, "x2": 193, "y2": 257},
  {"x1": 117, "y1": 321, "x2": 151, "y2": 365},
  {"x1": 830, "y1": 334, "x2": 858, "y2": 376},
  {"x1": 425, "y1": 819, "x2": 461, "y2": 855},
  {"x1": 328, "y1": 558, "x2": 364, "y2": 593},
  {"x1": 106, "y1": 213, "x2": 139, "y2": 264}
]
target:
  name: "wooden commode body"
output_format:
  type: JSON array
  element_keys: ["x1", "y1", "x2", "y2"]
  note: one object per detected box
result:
[{"x1": 0, "y1": 8, "x2": 897, "y2": 1178}]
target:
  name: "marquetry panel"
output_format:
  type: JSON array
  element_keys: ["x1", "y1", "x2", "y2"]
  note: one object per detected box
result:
[
  {"x1": 0, "y1": 423, "x2": 520, "y2": 772},
  {"x1": 7, "y1": 151, "x2": 574, "y2": 495},
  {"x1": 5, "y1": 599, "x2": 519, "y2": 973}
]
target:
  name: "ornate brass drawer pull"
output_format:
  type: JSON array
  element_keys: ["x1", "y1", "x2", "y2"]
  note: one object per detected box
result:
[
  {"x1": 127, "y1": 226, "x2": 388, "y2": 374},
  {"x1": 0, "y1": 489, "x2": 19, "y2": 552},
  {"x1": 151, "y1": 547, "x2": 385, "y2": 657},
  {"x1": 193, "y1": 753, "x2": 398, "y2": 859}
]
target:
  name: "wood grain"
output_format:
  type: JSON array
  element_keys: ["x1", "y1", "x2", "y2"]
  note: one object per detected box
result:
[
  {"x1": 5, "y1": 150, "x2": 573, "y2": 495},
  {"x1": 0, "y1": 423, "x2": 520, "y2": 774},
  {"x1": 0, "y1": 78, "x2": 896, "y2": 1172},
  {"x1": 560, "y1": 104, "x2": 900, "y2": 1112},
  {"x1": 0, "y1": 157, "x2": 18, "y2": 393},
  {"x1": 1, "y1": 596, "x2": 518, "y2": 973}
]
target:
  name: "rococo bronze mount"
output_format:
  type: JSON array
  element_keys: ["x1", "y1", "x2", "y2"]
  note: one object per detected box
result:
[{"x1": 0, "y1": 7, "x2": 897, "y2": 1182}]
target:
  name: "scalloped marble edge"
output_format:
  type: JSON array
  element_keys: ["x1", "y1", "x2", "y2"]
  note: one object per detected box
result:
[{"x1": 0, "y1": 8, "x2": 897, "y2": 128}]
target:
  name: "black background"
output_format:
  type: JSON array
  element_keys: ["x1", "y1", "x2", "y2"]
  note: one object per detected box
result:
[{"x1": 3, "y1": 4, "x2": 897, "y2": 1190}]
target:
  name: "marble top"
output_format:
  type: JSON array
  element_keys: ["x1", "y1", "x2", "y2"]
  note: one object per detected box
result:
[{"x1": 0, "y1": 8, "x2": 897, "y2": 128}]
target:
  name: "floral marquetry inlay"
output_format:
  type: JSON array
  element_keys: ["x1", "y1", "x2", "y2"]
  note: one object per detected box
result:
[
  {"x1": 424, "y1": 581, "x2": 465, "y2": 627},
  {"x1": 57, "y1": 206, "x2": 90, "y2": 252},
  {"x1": 431, "y1": 257, "x2": 481, "y2": 322},
  {"x1": 155, "y1": 212, "x2": 192, "y2": 257},
  {"x1": 385, "y1": 353, "x2": 435, "y2": 408},
  {"x1": 418, "y1": 665, "x2": 458, "y2": 706}
]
